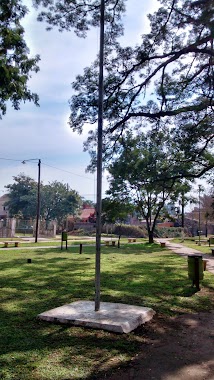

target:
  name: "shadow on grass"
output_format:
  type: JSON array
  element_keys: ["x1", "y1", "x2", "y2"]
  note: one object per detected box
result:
[
  {"x1": 103, "y1": 242, "x2": 164, "y2": 255},
  {"x1": 1, "y1": 246, "x2": 214, "y2": 380}
]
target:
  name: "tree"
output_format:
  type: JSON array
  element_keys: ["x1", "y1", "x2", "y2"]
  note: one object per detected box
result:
[
  {"x1": 198, "y1": 192, "x2": 214, "y2": 236},
  {"x1": 41, "y1": 181, "x2": 82, "y2": 226},
  {"x1": 200, "y1": 192, "x2": 214, "y2": 220},
  {"x1": 0, "y1": 0, "x2": 40, "y2": 117},
  {"x1": 107, "y1": 130, "x2": 192, "y2": 243},
  {"x1": 101, "y1": 197, "x2": 133, "y2": 225},
  {"x1": 33, "y1": 0, "x2": 125, "y2": 41},
  {"x1": 5, "y1": 175, "x2": 82, "y2": 224},
  {"x1": 31, "y1": 1, "x2": 214, "y2": 179},
  {"x1": 82, "y1": 199, "x2": 95, "y2": 208},
  {"x1": 5, "y1": 173, "x2": 38, "y2": 218},
  {"x1": 67, "y1": 0, "x2": 213, "y2": 178}
]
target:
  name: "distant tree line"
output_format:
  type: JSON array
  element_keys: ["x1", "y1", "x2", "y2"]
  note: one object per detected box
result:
[{"x1": 5, "y1": 173, "x2": 83, "y2": 226}]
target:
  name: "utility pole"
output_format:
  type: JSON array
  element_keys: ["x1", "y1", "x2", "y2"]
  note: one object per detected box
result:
[
  {"x1": 95, "y1": 0, "x2": 105, "y2": 312},
  {"x1": 22, "y1": 158, "x2": 41, "y2": 243},
  {"x1": 35, "y1": 159, "x2": 41, "y2": 243}
]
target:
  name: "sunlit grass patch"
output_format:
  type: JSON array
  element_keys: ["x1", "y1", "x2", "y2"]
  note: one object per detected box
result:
[{"x1": 0, "y1": 243, "x2": 214, "y2": 379}]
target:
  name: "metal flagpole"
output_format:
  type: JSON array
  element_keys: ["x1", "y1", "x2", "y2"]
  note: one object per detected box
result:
[{"x1": 95, "y1": 0, "x2": 105, "y2": 312}]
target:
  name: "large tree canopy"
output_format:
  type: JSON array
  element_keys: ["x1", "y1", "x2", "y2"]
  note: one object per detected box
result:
[
  {"x1": 68, "y1": 0, "x2": 214, "y2": 124},
  {"x1": 66, "y1": 0, "x2": 213, "y2": 177},
  {"x1": 33, "y1": 0, "x2": 125, "y2": 41},
  {"x1": 0, "y1": 0, "x2": 40, "y2": 117},
  {"x1": 33, "y1": 0, "x2": 214, "y2": 177}
]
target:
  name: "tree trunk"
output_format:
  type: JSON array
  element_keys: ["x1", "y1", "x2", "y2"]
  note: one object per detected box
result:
[{"x1": 148, "y1": 231, "x2": 154, "y2": 244}]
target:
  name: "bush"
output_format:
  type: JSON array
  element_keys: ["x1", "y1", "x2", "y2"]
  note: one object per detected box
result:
[
  {"x1": 154, "y1": 227, "x2": 184, "y2": 238},
  {"x1": 68, "y1": 229, "x2": 95, "y2": 236},
  {"x1": 102, "y1": 224, "x2": 147, "y2": 237}
]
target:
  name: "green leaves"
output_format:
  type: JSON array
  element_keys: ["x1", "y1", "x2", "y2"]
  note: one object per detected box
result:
[
  {"x1": 41, "y1": 181, "x2": 81, "y2": 224},
  {"x1": 66, "y1": 0, "x2": 213, "y2": 175},
  {"x1": 102, "y1": 197, "x2": 134, "y2": 224},
  {"x1": 107, "y1": 130, "x2": 194, "y2": 242},
  {"x1": 0, "y1": 0, "x2": 40, "y2": 117},
  {"x1": 5, "y1": 173, "x2": 38, "y2": 218},
  {"x1": 33, "y1": 0, "x2": 126, "y2": 40},
  {"x1": 5, "y1": 175, "x2": 82, "y2": 222}
]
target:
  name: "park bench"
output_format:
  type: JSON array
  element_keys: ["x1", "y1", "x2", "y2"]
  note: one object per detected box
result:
[
  {"x1": 105, "y1": 240, "x2": 116, "y2": 246},
  {"x1": 195, "y1": 239, "x2": 208, "y2": 245},
  {"x1": 128, "y1": 238, "x2": 136, "y2": 243},
  {"x1": 4, "y1": 241, "x2": 19, "y2": 248}
]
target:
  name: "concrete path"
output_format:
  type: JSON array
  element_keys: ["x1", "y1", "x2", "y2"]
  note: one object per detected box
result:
[{"x1": 156, "y1": 238, "x2": 214, "y2": 274}]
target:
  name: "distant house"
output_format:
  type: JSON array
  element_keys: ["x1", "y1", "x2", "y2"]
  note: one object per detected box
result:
[
  {"x1": 0, "y1": 194, "x2": 9, "y2": 219},
  {"x1": 157, "y1": 221, "x2": 174, "y2": 228},
  {"x1": 79, "y1": 205, "x2": 96, "y2": 223}
]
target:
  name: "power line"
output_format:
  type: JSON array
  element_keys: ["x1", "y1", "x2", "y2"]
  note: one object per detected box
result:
[
  {"x1": 42, "y1": 162, "x2": 94, "y2": 181},
  {"x1": 0, "y1": 157, "x2": 95, "y2": 181},
  {"x1": 0, "y1": 157, "x2": 22, "y2": 162}
]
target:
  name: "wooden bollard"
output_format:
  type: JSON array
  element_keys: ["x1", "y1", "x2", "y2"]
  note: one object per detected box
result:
[{"x1": 79, "y1": 243, "x2": 83, "y2": 254}]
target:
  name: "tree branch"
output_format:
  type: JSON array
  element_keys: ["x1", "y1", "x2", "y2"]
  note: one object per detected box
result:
[{"x1": 109, "y1": 101, "x2": 214, "y2": 133}]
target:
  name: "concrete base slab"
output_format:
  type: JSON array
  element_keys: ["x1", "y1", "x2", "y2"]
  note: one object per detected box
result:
[{"x1": 37, "y1": 300, "x2": 155, "y2": 333}]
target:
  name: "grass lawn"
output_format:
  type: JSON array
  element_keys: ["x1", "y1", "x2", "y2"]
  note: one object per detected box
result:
[
  {"x1": 172, "y1": 237, "x2": 214, "y2": 255},
  {"x1": 0, "y1": 241, "x2": 95, "y2": 248},
  {"x1": 1, "y1": 243, "x2": 214, "y2": 380},
  {"x1": 0, "y1": 237, "x2": 146, "y2": 248}
]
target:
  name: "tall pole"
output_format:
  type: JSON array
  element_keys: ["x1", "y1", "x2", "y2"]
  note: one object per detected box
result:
[
  {"x1": 181, "y1": 191, "x2": 185, "y2": 228},
  {"x1": 95, "y1": 0, "x2": 105, "y2": 312},
  {"x1": 190, "y1": 199, "x2": 194, "y2": 236},
  {"x1": 198, "y1": 185, "x2": 201, "y2": 246},
  {"x1": 35, "y1": 159, "x2": 41, "y2": 243}
]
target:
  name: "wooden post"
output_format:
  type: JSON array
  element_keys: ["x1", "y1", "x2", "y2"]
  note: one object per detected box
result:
[{"x1": 194, "y1": 257, "x2": 200, "y2": 290}]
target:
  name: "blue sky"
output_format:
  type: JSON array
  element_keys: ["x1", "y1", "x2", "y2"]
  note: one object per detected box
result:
[{"x1": 0, "y1": 0, "x2": 159, "y2": 201}]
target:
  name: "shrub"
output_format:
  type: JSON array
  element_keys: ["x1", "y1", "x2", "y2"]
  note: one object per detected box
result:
[
  {"x1": 154, "y1": 227, "x2": 184, "y2": 238},
  {"x1": 113, "y1": 224, "x2": 147, "y2": 237}
]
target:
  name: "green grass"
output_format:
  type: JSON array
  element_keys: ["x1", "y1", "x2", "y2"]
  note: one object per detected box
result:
[
  {"x1": 172, "y1": 237, "x2": 214, "y2": 255},
  {"x1": 1, "y1": 243, "x2": 214, "y2": 379},
  {"x1": 0, "y1": 237, "x2": 97, "y2": 248},
  {"x1": 0, "y1": 237, "x2": 146, "y2": 248}
]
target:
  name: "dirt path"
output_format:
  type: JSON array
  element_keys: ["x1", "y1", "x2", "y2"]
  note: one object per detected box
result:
[
  {"x1": 96, "y1": 312, "x2": 214, "y2": 380},
  {"x1": 94, "y1": 241, "x2": 214, "y2": 380}
]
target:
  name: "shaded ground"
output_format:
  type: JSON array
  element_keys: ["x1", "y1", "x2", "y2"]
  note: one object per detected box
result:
[
  {"x1": 92, "y1": 241, "x2": 214, "y2": 380},
  {"x1": 93, "y1": 311, "x2": 214, "y2": 380}
]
